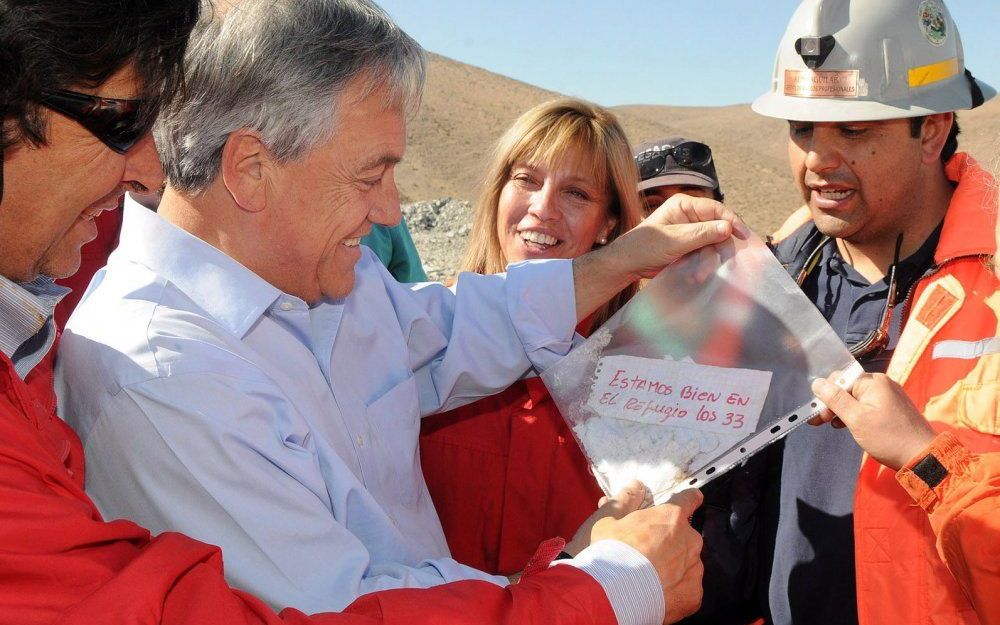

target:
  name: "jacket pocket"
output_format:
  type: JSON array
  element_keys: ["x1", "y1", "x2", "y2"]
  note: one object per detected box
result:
[
  {"x1": 927, "y1": 348, "x2": 1000, "y2": 436},
  {"x1": 956, "y1": 353, "x2": 1000, "y2": 435}
]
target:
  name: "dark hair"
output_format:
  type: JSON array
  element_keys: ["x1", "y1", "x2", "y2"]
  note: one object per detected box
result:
[
  {"x1": 0, "y1": 0, "x2": 200, "y2": 152},
  {"x1": 909, "y1": 114, "x2": 961, "y2": 163}
]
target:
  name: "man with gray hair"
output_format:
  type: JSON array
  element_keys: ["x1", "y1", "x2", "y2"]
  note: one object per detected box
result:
[{"x1": 58, "y1": 1, "x2": 740, "y2": 623}]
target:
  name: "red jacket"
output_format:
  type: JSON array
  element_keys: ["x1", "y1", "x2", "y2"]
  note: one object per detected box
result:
[
  {"x1": 0, "y1": 212, "x2": 618, "y2": 625},
  {"x1": 421, "y1": 376, "x2": 604, "y2": 575},
  {"x1": 0, "y1": 347, "x2": 618, "y2": 625},
  {"x1": 854, "y1": 154, "x2": 1000, "y2": 625}
]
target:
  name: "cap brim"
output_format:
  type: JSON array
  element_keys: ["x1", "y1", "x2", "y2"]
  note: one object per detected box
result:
[{"x1": 638, "y1": 171, "x2": 719, "y2": 192}]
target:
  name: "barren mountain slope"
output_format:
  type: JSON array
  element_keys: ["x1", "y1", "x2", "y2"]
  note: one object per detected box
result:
[
  {"x1": 398, "y1": 54, "x2": 560, "y2": 205},
  {"x1": 399, "y1": 53, "x2": 999, "y2": 243}
]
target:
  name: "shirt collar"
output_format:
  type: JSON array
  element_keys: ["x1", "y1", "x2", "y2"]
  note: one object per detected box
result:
[
  {"x1": 0, "y1": 274, "x2": 69, "y2": 361},
  {"x1": 818, "y1": 223, "x2": 942, "y2": 298},
  {"x1": 113, "y1": 198, "x2": 283, "y2": 338},
  {"x1": 899, "y1": 221, "x2": 941, "y2": 272}
]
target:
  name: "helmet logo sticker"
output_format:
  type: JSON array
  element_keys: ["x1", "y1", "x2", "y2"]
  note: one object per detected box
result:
[
  {"x1": 918, "y1": 1, "x2": 948, "y2": 47},
  {"x1": 784, "y1": 69, "x2": 860, "y2": 98}
]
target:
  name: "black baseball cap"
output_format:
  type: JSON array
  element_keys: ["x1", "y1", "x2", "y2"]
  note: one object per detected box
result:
[{"x1": 634, "y1": 137, "x2": 722, "y2": 198}]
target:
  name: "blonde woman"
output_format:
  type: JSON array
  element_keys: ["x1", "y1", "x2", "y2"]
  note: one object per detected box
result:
[
  {"x1": 462, "y1": 98, "x2": 643, "y2": 328},
  {"x1": 419, "y1": 99, "x2": 646, "y2": 574}
]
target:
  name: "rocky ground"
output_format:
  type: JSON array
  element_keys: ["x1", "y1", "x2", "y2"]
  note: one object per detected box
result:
[{"x1": 402, "y1": 198, "x2": 474, "y2": 281}]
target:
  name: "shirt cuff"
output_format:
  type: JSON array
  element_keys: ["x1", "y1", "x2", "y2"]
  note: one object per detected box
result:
[
  {"x1": 504, "y1": 259, "x2": 580, "y2": 372},
  {"x1": 555, "y1": 539, "x2": 664, "y2": 625},
  {"x1": 896, "y1": 432, "x2": 975, "y2": 512}
]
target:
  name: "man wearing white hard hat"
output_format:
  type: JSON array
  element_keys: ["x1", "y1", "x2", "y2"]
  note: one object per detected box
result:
[{"x1": 753, "y1": 1, "x2": 999, "y2": 624}]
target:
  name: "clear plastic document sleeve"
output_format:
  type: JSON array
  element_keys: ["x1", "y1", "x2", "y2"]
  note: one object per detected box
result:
[{"x1": 542, "y1": 233, "x2": 862, "y2": 504}]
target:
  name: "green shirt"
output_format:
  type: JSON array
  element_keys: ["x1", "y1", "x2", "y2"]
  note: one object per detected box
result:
[{"x1": 361, "y1": 217, "x2": 428, "y2": 282}]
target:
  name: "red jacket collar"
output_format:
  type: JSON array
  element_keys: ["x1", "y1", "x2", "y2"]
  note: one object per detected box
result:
[{"x1": 936, "y1": 153, "x2": 998, "y2": 264}]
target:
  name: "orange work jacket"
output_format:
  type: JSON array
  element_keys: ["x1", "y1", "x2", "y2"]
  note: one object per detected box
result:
[{"x1": 854, "y1": 153, "x2": 1000, "y2": 625}]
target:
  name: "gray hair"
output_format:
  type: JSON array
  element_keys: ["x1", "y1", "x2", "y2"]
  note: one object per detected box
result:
[{"x1": 156, "y1": 0, "x2": 426, "y2": 193}]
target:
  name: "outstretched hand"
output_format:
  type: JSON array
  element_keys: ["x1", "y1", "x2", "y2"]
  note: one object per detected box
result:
[
  {"x1": 588, "y1": 488, "x2": 705, "y2": 624},
  {"x1": 564, "y1": 480, "x2": 651, "y2": 557},
  {"x1": 809, "y1": 372, "x2": 937, "y2": 470}
]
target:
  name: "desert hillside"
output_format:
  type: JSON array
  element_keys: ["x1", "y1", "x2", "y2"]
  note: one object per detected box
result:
[{"x1": 399, "y1": 53, "x2": 1000, "y2": 278}]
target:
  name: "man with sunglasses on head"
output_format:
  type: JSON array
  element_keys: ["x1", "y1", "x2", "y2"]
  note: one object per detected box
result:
[
  {"x1": 1, "y1": 2, "x2": 706, "y2": 625},
  {"x1": 752, "y1": 1, "x2": 998, "y2": 624},
  {"x1": 634, "y1": 138, "x2": 724, "y2": 215},
  {"x1": 0, "y1": 2, "x2": 258, "y2": 622}
]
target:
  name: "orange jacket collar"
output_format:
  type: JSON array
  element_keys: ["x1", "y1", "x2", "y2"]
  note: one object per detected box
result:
[{"x1": 936, "y1": 152, "x2": 998, "y2": 264}]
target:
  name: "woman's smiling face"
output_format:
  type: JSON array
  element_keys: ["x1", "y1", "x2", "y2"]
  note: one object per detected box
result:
[{"x1": 496, "y1": 150, "x2": 617, "y2": 263}]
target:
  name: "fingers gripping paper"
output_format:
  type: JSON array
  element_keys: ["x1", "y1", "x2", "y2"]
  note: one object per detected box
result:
[{"x1": 542, "y1": 233, "x2": 862, "y2": 504}]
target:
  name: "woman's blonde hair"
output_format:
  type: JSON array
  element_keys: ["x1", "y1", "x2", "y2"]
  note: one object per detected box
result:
[{"x1": 462, "y1": 98, "x2": 645, "y2": 328}]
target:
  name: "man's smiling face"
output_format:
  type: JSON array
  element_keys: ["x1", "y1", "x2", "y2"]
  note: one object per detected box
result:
[
  {"x1": 266, "y1": 80, "x2": 407, "y2": 303},
  {"x1": 1, "y1": 65, "x2": 163, "y2": 281}
]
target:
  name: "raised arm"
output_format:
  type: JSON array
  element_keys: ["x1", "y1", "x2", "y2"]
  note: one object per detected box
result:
[{"x1": 398, "y1": 195, "x2": 747, "y2": 415}]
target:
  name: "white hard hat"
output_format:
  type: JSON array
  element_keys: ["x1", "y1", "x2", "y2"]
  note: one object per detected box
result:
[{"x1": 753, "y1": 0, "x2": 996, "y2": 122}]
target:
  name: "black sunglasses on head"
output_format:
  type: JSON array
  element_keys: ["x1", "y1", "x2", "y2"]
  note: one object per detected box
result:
[
  {"x1": 636, "y1": 141, "x2": 713, "y2": 181},
  {"x1": 38, "y1": 89, "x2": 146, "y2": 154}
]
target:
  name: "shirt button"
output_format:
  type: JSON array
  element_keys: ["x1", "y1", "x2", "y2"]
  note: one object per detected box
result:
[
  {"x1": 356, "y1": 435, "x2": 364, "y2": 448},
  {"x1": 279, "y1": 302, "x2": 293, "y2": 312}
]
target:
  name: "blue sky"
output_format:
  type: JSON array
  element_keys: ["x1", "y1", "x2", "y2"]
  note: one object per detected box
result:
[{"x1": 378, "y1": 1, "x2": 1000, "y2": 107}]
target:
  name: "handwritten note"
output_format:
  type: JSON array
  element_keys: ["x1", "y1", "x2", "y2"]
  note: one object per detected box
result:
[{"x1": 587, "y1": 355, "x2": 772, "y2": 435}]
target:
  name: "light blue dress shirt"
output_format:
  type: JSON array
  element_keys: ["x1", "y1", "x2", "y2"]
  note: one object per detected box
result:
[{"x1": 57, "y1": 200, "x2": 663, "y2": 624}]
